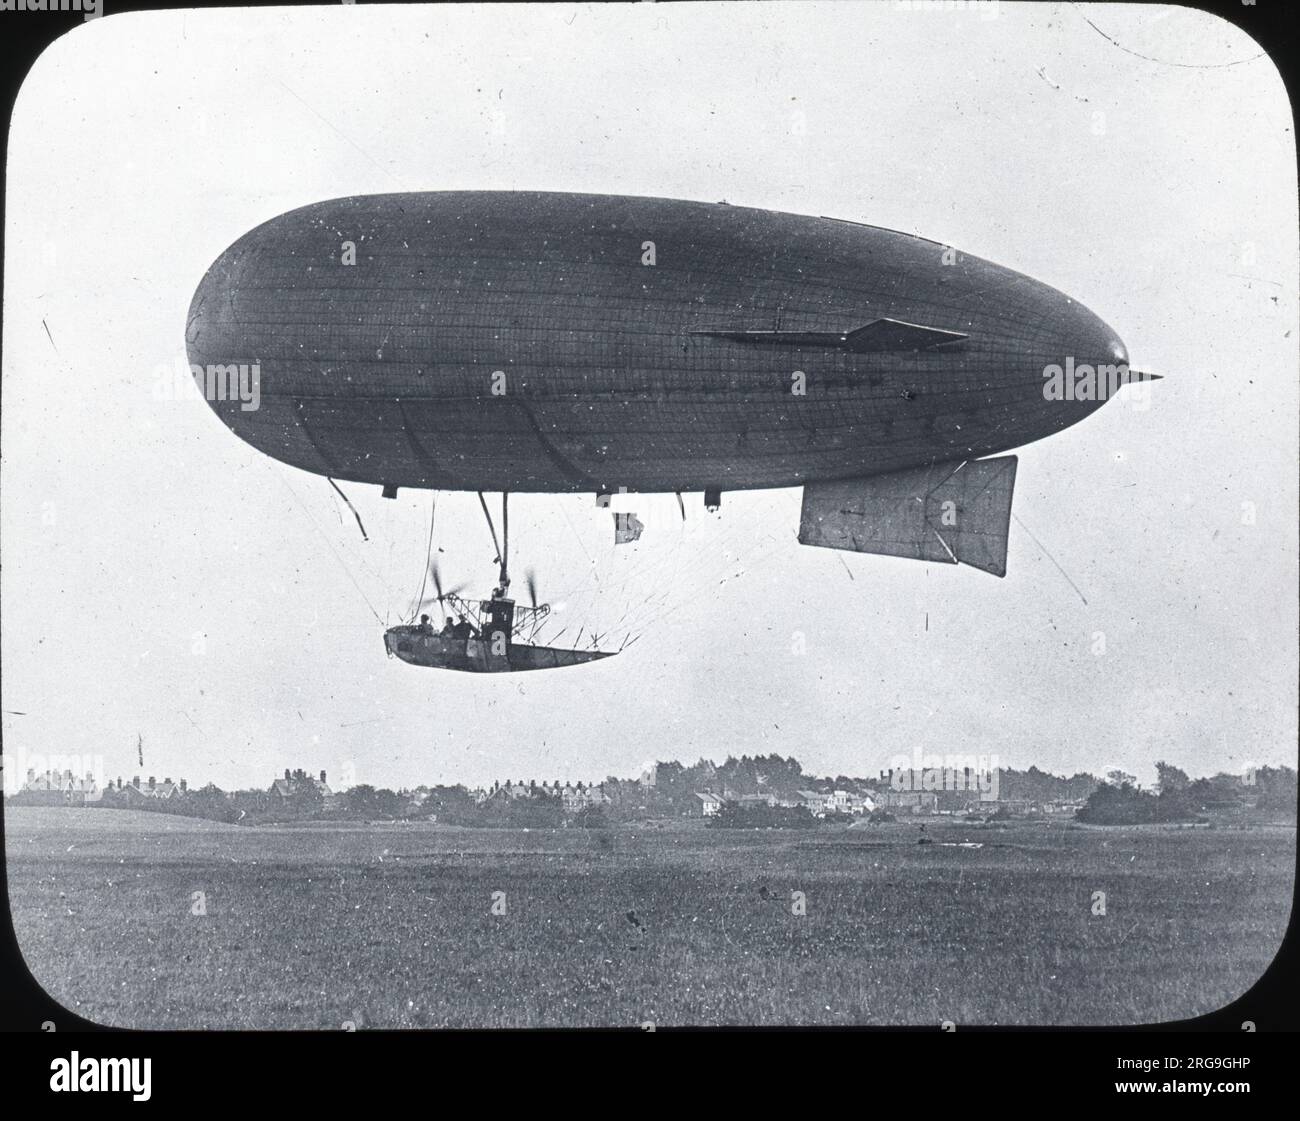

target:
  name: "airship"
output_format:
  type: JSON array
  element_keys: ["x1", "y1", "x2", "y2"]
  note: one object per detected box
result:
[{"x1": 186, "y1": 191, "x2": 1152, "y2": 670}]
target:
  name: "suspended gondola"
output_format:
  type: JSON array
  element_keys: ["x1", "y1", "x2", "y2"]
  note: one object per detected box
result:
[{"x1": 384, "y1": 492, "x2": 615, "y2": 673}]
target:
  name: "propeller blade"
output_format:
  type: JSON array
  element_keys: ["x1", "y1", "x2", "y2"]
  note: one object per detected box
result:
[
  {"x1": 428, "y1": 559, "x2": 466, "y2": 603},
  {"x1": 429, "y1": 558, "x2": 445, "y2": 602}
]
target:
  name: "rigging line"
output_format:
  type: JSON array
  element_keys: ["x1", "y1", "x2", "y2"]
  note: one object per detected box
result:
[
  {"x1": 558, "y1": 498, "x2": 594, "y2": 566},
  {"x1": 606, "y1": 499, "x2": 699, "y2": 637},
  {"x1": 602, "y1": 523, "x2": 674, "y2": 586},
  {"x1": 477, "y1": 491, "x2": 503, "y2": 568},
  {"x1": 629, "y1": 591, "x2": 683, "y2": 637},
  {"x1": 645, "y1": 526, "x2": 790, "y2": 630},
  {"x1": 327, "y1": 478, "x2": 369, "y2": 541},
  {"x1": 411, "y1": 494, "x2": 437, "y2": 622},
  {"x1": 292, "y1": 477, "x2": 387, "y2": 590},
  {"x1": 272, "y1": 468, "x2": 384, "y2": 624},
  {"x1": 615, "y1": 534, "x2": 694, "y2": 592},
  {"x1": 620, "y1": 529, "x2": 739, "y2": 628},
  {"x1": 383, "y1": 497, "x2": 395, "y2": 624},
  {"x1": 1012, "y1": 513, "x2": 1089, "y2": 607},
  {"x1": 324, "y1": 486, "x2": 345, "y2": 527},
  {"x1": 615, "y1": 587, "x2": 667, "y2": 637},
  {"x1": 501, "y1": 491, "x2": 509, "y2": 586},
  {"x1": 604, "y1": 578, "x2": 664, "y2": 635}
]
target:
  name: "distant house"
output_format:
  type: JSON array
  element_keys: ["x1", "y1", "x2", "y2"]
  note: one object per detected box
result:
[
  {"x1": 695, "y1": 791, "x2": 723, "y2": 817},
  {"x1": 490, "y1": 780, "x2": 535, "y2": 803},
  {"x1": 560, "y1": 782, "x2": 608, "y2": 814},
  {"x1": 139, "y1": 777, "x2": 181, "y2": 800},
  {"x1": 808, "y1": 790, "x2": 876, "y2": 816},
  {"x1": 484, "y1": 779, "x2": 608, "y2": 813},
  {"x1": 112, "y1": 776, "x2": 166, "y2": 806},
  {"x1": 877, "y1": 790, "x2": 939, "y2": 814},
  {"x1": 797, "y1": 789, "x2": 833, "y2": 816},
  {"x1": 993, "y1": 798, "x2": 1042, "y2": 816},
  {"x1": 268, "y1": 768, "x2": 335, "y2": 810},
  {"x1": 11, "y1": 769, "x2": 102, "y2": 806}
]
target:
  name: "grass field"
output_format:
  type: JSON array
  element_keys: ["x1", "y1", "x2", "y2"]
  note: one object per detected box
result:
[{"x1": 4, "y1": 807, "x2": 1293, "y2": 1028}]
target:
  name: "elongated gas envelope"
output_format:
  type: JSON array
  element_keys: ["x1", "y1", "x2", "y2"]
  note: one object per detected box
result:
[{"x1": 187, "y1": 192, "x2": 1145, "y2": 576}]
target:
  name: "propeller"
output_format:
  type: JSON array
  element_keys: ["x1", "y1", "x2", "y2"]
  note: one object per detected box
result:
[{"x1": 419, "y1": 559, "x2": 466, "y2": 611}]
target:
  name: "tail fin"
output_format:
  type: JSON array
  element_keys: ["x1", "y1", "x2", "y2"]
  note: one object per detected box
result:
[{"x1": 798, "y1": 456, "x2": 1018, "y2": 576}]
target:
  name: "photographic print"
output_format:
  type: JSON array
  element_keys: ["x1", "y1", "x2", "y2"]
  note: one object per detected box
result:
[{"x1": 2, "y1": 0, "x2": 1295, "y2": 1032}]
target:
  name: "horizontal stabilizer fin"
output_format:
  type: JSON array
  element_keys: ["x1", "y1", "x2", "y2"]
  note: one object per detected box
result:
[
  {"x1": 692, "y1": 318, "x2": 967, "y2": 352},
  {"x1": 842, "y1": 318, "x2": 968, "y2": 352},
  {"x1": 798, "y1": 456, "x2": 1018, "y2": 577}
]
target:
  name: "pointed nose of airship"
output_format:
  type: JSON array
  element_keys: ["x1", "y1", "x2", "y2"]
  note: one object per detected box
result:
[
  {"x1": 1080, "y1": 315, "x2": 1163, "y2": 388},
  {"x1": 1066, "y1": 298, "x2": 1128, "y2": 370},
  {"x1": 1099, "y1": 323, "x2": 1129, "y2": 368},
  {"x1": 1004, "y1": 283, "x2": 1162, "y2": 446}
]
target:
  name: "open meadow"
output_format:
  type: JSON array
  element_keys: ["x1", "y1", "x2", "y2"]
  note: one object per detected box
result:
[{"x1": 4, "y1": 807, "x2": 1293, "y2": 1028}]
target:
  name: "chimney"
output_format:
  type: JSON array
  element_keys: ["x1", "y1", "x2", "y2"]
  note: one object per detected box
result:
[
  {"x1": 285, "y1": 768, "x2": 291, "y2": 781},
  {"x1": 180, "y1": 779, "x2": 187, "y2": 793},
  {"x1": 132, "y1": 776, "x2": 140, "y2": 788},
  {"x1": 164, "y1": 777, "x2": 172, "y2": 785},
  {"x1": 148, "y1": 776, "x2": 156, "y2": 789},
  {"x1": 320, "y1": 771, "x2": 327, "y2": 784},
  {"x1": 26, "y1": 768, "x2": 34, "y2": 780}
]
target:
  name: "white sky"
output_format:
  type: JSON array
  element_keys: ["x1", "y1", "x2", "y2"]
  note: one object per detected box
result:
[{"x1": 2, "y1": 2, "x2": 1296, "y2": 793}]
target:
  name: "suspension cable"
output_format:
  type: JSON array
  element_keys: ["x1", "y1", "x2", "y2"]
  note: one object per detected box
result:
[
  {"x1": 409, "y1": 494, "x2": 437, "y2": 622},
  {"x1": 501, "y1": 491, "x2": 509, "y2": 589},
  {"x1": 477, "y1": 491, "x2": 501, "y2": 567}
]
